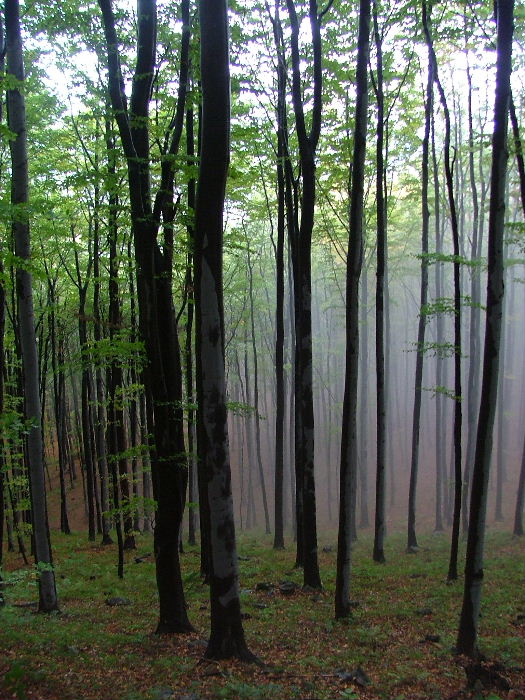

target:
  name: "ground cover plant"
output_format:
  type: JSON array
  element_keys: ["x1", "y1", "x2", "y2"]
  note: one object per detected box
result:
[{"x1": 0, "y1": 529, "x2": 523, "y2": 700}]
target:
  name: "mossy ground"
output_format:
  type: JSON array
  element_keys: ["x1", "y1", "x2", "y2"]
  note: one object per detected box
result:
[{"x1": 0, "y1": 529, "x2": 523, "y2": 700}]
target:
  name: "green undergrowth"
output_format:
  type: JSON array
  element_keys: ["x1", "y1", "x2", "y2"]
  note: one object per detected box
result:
[{"x1": 0, "y1": 529, "x2": 523, "y2": 700}]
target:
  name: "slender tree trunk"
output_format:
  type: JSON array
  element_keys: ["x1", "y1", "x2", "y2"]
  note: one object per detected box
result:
[
  {"x1": 0, "y1": 254, "x2": 5, "y2": 603},
  {"x1": 335, "y1": 0, "x2": 370, "y2": 618},
  {"x1": 359, "y1": 264, "x2": 369, "y2": 529},
  {"x1": 509, "y1": 95, "x2": 525, "y2": 539},
  {"x1": 457, "y1": 0, "x2": 514, "y2": 656},
  {"x1": 272, "y1": 1, "x2": 286, "y2": 549},
  {"x1": 185, "y1": 105, "x2": 198, "y2": 548},
  {"x1": 246, "y1": 244, "x2": 271, "y2": 534},
  {"x1": 427, "y1": 25, "x2": 464, "y2": 583},
  {"x1": 407, "y1": 1, "x2": 433, "y2": 552},
  {"x1": 463, "y1": 41, "x2": 483, "y2": 535},
  {"x1": 514, "y1": 437, "x2": 525, "y2": 536},
  {"x1": 92, "y1": 177, "x2": 113, "y2": 545},
  {"x1": 6, "y1": 0, "x2": 58, "y2": 612},
  {"x1": 372, "y1": 0, "x2": 386, "y2": 563},
  {"x1": 432, "y1": 93, "x2": 445, "y2": 533},
  {"x1": 98, "y1": 0, "x2": 192, "y2": 633},
  {"x1": 286, "y1": 0, "x2": 324, "y2": 590}
]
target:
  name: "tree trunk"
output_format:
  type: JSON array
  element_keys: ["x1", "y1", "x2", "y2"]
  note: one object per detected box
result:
[
  {"x1": 462, "y1": 37, "x2": 483, "y2": 535},
  {"x1": 6, "y1": 0, "x2": 58, "y2": 612},
  {"x1": 456, "y1": 0, "x2": 514, "y2": 657},
  {"x1": 246, "y1": 243, "x2": 271, "y2": 535},
  {"x1": 185, "y1": 105, "x2": 198, "y2": 548},
  {"x1": 286, "y1": 0, "x2": 324, "y2": 590},
  {"x1": 335, "y1": 0, "x2": 370, "y2": 619},
  {"x1": 98, "y1": 0, "x2": 192, "y2": 634},
  {"x1": 359, "y1": 264, "x2": 369, "y2": 529},
  {"x1": 407, "y1": 0, "x2": 433, "y2": 553},
  {"x1": 271, "y1": 1, "x2": 286, "y2": 550},
  {"x1": 194, "y1": 0, "x2": 254, "y2": 661},
  {"x1": 427, "y1": 19, "x2": 463, "y2": 583},
  {"x1": 373, "y1": 0, "x2": 386, "y2": 564}
]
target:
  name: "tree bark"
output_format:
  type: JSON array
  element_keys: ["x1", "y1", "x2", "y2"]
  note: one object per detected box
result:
[
  {"x1": 195, "y1": 0, "x2": 254, "y2": 661},
  {"x1": 6, "y1": 0, "x2": 58, "y2": 612},
  {"x1": 456, "y1": 0, "x2": 514, "y2": 657},
  {"x1": 98, "y1": 0, "x2": 192, "y2": 634},
  {"x1": 407, "y1": 0, "x2": 433, "y2": 553},
  {"x1": 424, "y1": 14, "x2": 464, "y2": 583},
  {"x1": 286, "y1": 0, "x2": 324, "y2": 590},
  {"x1": 372, "y1": 0, "x2": 386, "y2": 564},
  {"x1": 335, "y1": 0, "x2": 370, "y2": 619},
  {"x1": 270, "y1": 0, "x2": 286, "y2": 550}
]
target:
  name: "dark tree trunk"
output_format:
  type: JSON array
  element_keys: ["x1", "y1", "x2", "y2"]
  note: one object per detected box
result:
[
  {"x1": 48, "y1": 282, "x2": 71, "y2": 536},
  {"x1": 407, "y1": 0, "x2": 433, "y2": 553},
  {"x1": 509, "y1": 96, "x2": 525, "y2": 539},
  {"x1": 271, "y1": 0, "x2": 286, "y2": 550},
  {"x1": 6, "y1": 0, "x2": 58, "y2": 612},
  {"x1": 98, "y1": 0, "x2": 192, "y2": 634},
  {"x1": 462, "y1": 40, "x2": 483, "y2": 535},
  {"x1": 194, "y1": 0, "x2": 254, "y2": 661},
  {"x1": 78, "y1": 288, "x2": 97, "y2": 542},
  {"x1": 432, "y1": 70, "x2": 445, "y2": 534},
  {"x1": 106, "y1": 133, "x2": 125, "y2": 576},
  {"x1": 372, "y1": 0, "x2": 386, "y2": 564},
  {"x1": 185, "y1": 105, "x2": 197, "y2": 548},
  {"x1": 425, "y1": 16, "x2": 463, "y2": 582},
  {"x1": 359, "y1": 264, "x2": 369, "y2": 529},
  {"x1": 335, "y1": 0, "x2": 370, "y2": 619},
  {"x1": 456, "y1": 0, "x2": 514, "y2": 657},
  {"x1": 92, "y1": 177, "x2": 113, "y2": 546},
  {"x1": 514, "y1": 440, "x2": 525, "y2": 536},
  {"x1": 0, "y1": 254, "x2": 5, "y2": 603},
  {"x1": 0, "y1": 21, "x2": 6, "y2": 598},
  {"x1": 286, "y1": 0, "x2": 324, "y2": 590}
]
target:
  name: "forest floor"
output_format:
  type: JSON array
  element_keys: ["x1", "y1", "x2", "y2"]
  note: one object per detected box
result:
[{"x1": 0, "y1": 529, "x2": 523, "y2": 700}]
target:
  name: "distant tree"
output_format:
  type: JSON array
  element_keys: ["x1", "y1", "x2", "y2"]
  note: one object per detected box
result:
[
  {"x1": 510, "y1": 96, "x2": 525, "y2": 538},
  {"x1": 5, "y1": 0, "x2": 58, "y2": 613},
  {"x1": 457, "y1": 0, "x2": 514, "y2": 657},
  {"x1": 335, "y1": 0, "x2": 371, "y2": 618}
]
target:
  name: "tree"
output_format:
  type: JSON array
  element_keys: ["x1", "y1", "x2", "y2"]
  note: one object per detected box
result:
[
  {"x1": 285, "y1": 0, "x2": 327, "y2": 591},
  {"x1": 335, "y1": 0, "x2": 371, "y2": 619},
  {"x1": 372, "y1": 0, "x2": 386, "y2": 564},
  {"x1": 406, "y1": 0, "x2": 434, "y2": 554},
  {"x1": 425, "y1": 10, "x2": 463, "y2": 583},
  {"x1": 98, "y1": 0, "x2": 192, "y2": 634},
  {"x1": 509, "y1": 96, "x2": 525, "y2": 538},
  {"x1": 269, "y1": 0, "x2": 287, "y2": 551},
  {"x1": 194, "y1": 0, "x2": 254, "y2": 661},
  {"x1": 5, "y1": 0, "x2": 58, "y2": 613},
  {"x1": 456, "y1": 0, "x2": 514, "y2": 657}
]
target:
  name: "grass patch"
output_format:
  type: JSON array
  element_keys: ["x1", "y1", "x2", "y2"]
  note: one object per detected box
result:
[{"x1": 0, "y1": 529, "x2": 523, "y2": 699}]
